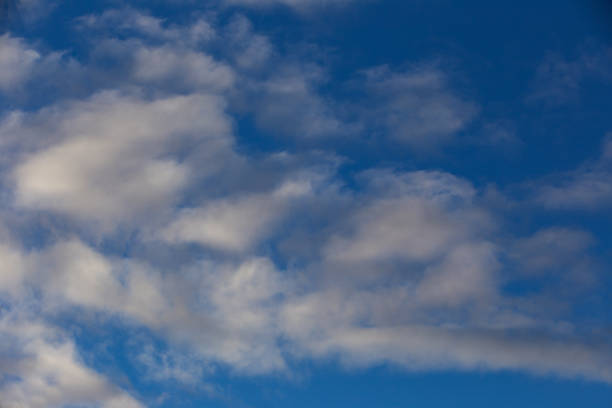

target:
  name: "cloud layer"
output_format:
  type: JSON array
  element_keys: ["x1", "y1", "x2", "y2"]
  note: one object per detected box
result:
[{"x1": 0, "y1": 3, "x2": 610, "y2": 407}]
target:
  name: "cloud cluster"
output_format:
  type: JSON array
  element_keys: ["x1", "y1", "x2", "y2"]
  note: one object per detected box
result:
[{"x1": 0, "y1": 3, "x2": 610, "y2": 406}]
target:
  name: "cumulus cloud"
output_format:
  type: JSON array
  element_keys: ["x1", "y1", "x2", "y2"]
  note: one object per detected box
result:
[
  {"x1": 85, "y1": 37, "x2": 234, "y2": 95},
  {"x1": 325, "y1": 170, "x2": 484, "y2": 264},
  {"x1": 161, "y1": 176, "x2": 316, "y2": 252},
  {"x1": 6, "y1": 91, "x2": 233, "y2": 226},
  {"x1": 131, "y1": 44, "x2": 234, "y2": 91},
  {"x1": 0, "y1": 238, "x2": 169, "y2": 329}
]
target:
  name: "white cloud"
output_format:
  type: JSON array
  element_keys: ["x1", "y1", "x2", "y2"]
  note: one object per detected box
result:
[
  {"x1": 0, "y1": 35, "x2": 40, "y2": 90},
  {"x1": 132, "y1": 44, "x2": 234, "y2": 91},
  {"x1": 78, "y1": 8, "x2": 215, "y2": 45},
  {"x1": 69, "y1": 12, "x2": 229, "y2": 99},
  {"x1": 1, "y1": 236, "x2": 288, "y2": 374},
  {"x1": 326, "y1": 196, "x2": 466, "y2": 263},
  {"x1": 219, "y1": 15, "x2": 350, "y2": 139},
  {"x1": 295, "y1": 325, "x2": 612, "y2": 382},
  {"x1": 279, "y1": 285, "x2": 612, "y2": 382},
  {"x1": 0, "y1": 243, "x2": 26, "y2": 295},
  {"x1": 224, "y1": 15, "x2": 274, "y2": 71},
  {"x1": 325, "y1": 170, "x2": 484, "y2": 264},
  {"x1": 361, "y1": 65, "x2": 478, "y2": 149},
  {"x1": 87, "y1": 36, "x2": 234, "y2": 94},
  {"x1": 77, "y1": 10, "x2": 231, "y2": 93},
  {"x1": 190, "y1": 258, "x2": 288, "y2": 373},
  {"x1": 0, "y1": 315, "x2": 143, "y2": 408},
  {"x1": 0, "y1": 2, "x2": 610, "y2": 396},
  {"x1": 510, "y1": 227, "x2": 595, "y2": 273},
  {"x1": 271, "y1": 168, "x2": 611, "y2": 382},
  {"x1": 1, "y1": 163, "x2": 610, "y2": 386},
  {"x1": 504, "y1": 227, "x2": 601, "y2": 300},
  {"x1": 36, "y1": 240, "x2": 124, "y2": 309},
  {"x1": 361, "y1": 169, "x2": 477, "y2": 204},
  {"x1": 8, "y1": 91, "x2": 233, "y2": 226},
  {"x1": 415, "y1": 242, "x2": 498, "y2": 307},
  {"x1": 0, "y1": 239, "x2": 171, "y2": 329},
  {"x1": 0, "y1": 34, "x2": 82, "y2": 101},
  {"x1": 161, "y1": 177, "x2": 314, "y2": 252},
  {"x1": 234, "y1": 59, "x2": 347, "y2": 139}
]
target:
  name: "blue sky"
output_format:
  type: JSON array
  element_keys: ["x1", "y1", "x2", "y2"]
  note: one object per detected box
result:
[{"x1": 0, "y1": 0, "x2": 611, "y2": 407}]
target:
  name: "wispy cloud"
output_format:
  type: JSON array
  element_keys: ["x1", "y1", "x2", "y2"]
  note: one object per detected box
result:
[
  {"x1": 358, "y1": 65, "x2": 478, "y2": 149},
  {"x1": 528, "y1": 45, "x2": 612, "y2": 105},
  {"x1": 531, "y1": 136, "x2": 612, "y2": 210}
]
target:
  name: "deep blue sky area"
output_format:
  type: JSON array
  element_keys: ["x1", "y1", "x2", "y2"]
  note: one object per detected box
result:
[
  {"x1": 0, "y1": 1, "x2": 611, "y2": 407},
  {"x1": 231, "y1": 0, "x2": 612, "y2": 183}
]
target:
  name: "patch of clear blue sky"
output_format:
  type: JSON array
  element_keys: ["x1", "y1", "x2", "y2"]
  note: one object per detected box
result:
[
  {"x1": 7, "y1": 0, "x2": 612, "y2": 406},
  {"x1": 208, "y1": 369, "x2": 612, "y2": 408}
]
